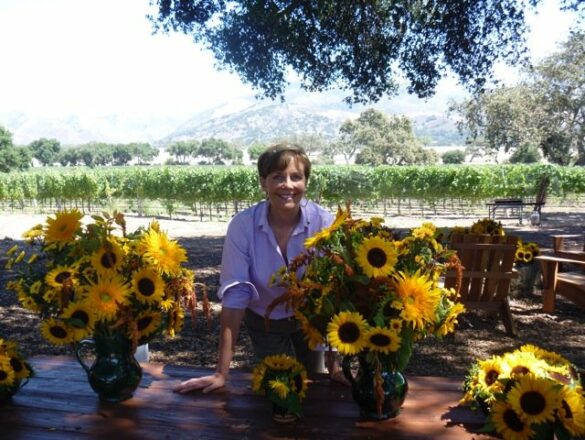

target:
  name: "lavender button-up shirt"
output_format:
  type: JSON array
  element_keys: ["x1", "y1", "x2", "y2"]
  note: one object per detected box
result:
[{"x1": 218, "y1": 199, "x2": 333, "y2": 319}]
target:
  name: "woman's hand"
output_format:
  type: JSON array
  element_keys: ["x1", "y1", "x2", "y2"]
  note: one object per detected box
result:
[{"x1": 173, "y1": 372, "x2": 226, "y2": 394}]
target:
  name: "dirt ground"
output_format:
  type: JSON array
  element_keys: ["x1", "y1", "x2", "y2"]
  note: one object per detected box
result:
[{"x1": 1, "y1": 209, "x2": 584, "y2": 377}]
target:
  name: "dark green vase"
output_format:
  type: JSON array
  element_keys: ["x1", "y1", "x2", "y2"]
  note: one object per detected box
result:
[
  {"x1": 271, "y1": 403, "x2": 299, "y2": 424},
  {"x1": 75, "y1": 332, "x2": 142, "y2": 403},
  {"x1": 0, "y1": 380, "x2": 24, "y2": 405},
  {"x1": 342, "y1": 355, "x2": 408, "y2": 420}
]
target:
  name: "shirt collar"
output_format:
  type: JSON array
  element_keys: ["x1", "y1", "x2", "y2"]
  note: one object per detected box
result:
[{"x1": 258, "y1": 199, "x2": 309, "y2": 236}]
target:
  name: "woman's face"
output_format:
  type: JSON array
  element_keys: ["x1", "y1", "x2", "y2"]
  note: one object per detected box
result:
[{"x1": 260, "y1": 158, "x2": 307, "y2": 215}]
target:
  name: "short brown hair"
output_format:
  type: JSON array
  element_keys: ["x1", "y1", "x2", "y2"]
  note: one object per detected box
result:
[{"x1": 257, "y1": 143, "x2": 311, "y2": 180}]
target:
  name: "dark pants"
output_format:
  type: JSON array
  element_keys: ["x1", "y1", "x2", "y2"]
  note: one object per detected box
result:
[{"x1": 244, "y1": 309, "x2": 325, "y2": 375}]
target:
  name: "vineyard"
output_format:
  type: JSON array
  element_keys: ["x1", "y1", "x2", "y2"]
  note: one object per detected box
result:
[{"x1": 0, "y1": 164, "x2": 584, "y2": 220}]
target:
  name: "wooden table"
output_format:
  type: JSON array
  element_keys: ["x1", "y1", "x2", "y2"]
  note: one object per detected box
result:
[{"x1": 0, "y1": 356, "x2": 497, "y2": 439}]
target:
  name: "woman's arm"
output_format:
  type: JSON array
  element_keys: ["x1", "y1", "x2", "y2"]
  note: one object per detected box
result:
[{"x1": 173, "y1": 307, "x2": 245, "y2": 394}]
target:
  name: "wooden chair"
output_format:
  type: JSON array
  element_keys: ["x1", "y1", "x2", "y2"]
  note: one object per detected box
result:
[
  {"x1": 445, "y1": 234, "x2": 519, "y2": 336},
  {"x1": 536, "y1": 255, "x2": 585, "y2": 313},
  {"x1": 551, "y1": 234, "x2": 585, "y2": 261}
]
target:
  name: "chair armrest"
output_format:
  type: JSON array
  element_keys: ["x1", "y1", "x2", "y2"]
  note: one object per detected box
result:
[{"x1": 535, "y1": 255, "x2": 585, "y2": 266}]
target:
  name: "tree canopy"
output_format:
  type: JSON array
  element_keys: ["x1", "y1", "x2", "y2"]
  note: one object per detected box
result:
[
  {"x1": 337, "y1": 108, "x2": 438, "y2": 165},
  {"x1": 149, "y1": 0, "x2": 580, "y2": 103},
  {"x1": 450, "y1": 30, "x2": 585, "y2": 165}
]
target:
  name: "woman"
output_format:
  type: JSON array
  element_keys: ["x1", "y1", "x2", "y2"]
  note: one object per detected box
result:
[{"x1": 175, "y1": 144, "x2": 341, "y2": 394}]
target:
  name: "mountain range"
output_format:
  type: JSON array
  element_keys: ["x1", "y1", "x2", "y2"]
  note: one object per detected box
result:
[{"x1": 1, "y1": 88, "x2": 467, "y2": 148}]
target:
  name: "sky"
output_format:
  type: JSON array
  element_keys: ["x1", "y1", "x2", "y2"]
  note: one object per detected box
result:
[{"x1": 0, "y1": 0, "x2": 580, "y2": 122}]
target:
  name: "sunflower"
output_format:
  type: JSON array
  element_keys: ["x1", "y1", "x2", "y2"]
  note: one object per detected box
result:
[
  {"x1": 85, "y1": 274, "x2": 130, "y2": 321},
  {"x1": 507, "y1": 374, "x2": 559, "y2": 425},
  {"x1": 305, "y1": 208, "x2": 349, "y2": 248},
  {"x1": 0, "y1": 358, "x2": 16, "y2": 387},
  {"x1": 365, "y1": 327, "x2": 400, "y2": 354},
  {"x1": 518, "y1": 344, "x2": 571, "y2": 367},
  {"x1": 295, "y1": 312, "x2": 324, "y2": 350},
  {"x1": 264, "y1": 354, "x2": 299, "y2": 371},
  {"x1": 412, "y1": 223, "x2": 436, "y2": 239},
  {"x1": 436, "y1": 301, "x2": 465, "y2": 336},
  {"x1": 355, "y1": 236, "x2": 398, "y2": 278},
  {"x1": 62, "y1": 301, "x2": 96, "y2": 340},
  {"x1": 131, "y1": 268, "x2": 165, "y2": 305},
  {"x1": 91, "y1": 241, "x2": 125, "y2": 275},
  {"x1": 477, "y1": 357, "x2": 508, "y2": 397},
  {"x1": 251, "y1": 363, "x2": 268, "y2": 393},
  {"x1": 327, "y1": 311, "x2": 368, "y2": 355},
  {"x1": 45, "y1": 265, "x2": 77, "y2": 289},
  {"x1": 17, "y1": 290, "x2": 41, "y2": 312},
  {"x1": 139, "y1": 229, "x2": 187, "y2": 275},
  {"x1": 8, "y1": 355, "x2": 31, "y2": 380},
  {"x1": 251, "y1": 354, "x2": 308, "y2": 403},
  {"x1": 135, "y1": 311, "x2": 163, "y2": 340},
  {"x1": 269, "y1": 379, "x2": 290, "y2": 399},
  {"x1": 40, "y1": 318, "x2": 74, "y2": 345},
  {"x1": 558, "y1": 388, "x2": 585, "y2": 436},
  {"x1": 490, "y1": 400, "x2": 533, "y2": 440},
  {"x1": 503, "y1": 351, "x2": 547, "y2": 378},
  {"x1": 43, "y1": 208, "x2": 83, "y2": 248},
  {"x1": 392, "y1": 271, "x2": 441, "y2": 331}
]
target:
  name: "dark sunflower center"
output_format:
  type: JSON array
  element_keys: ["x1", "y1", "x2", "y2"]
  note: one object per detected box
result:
[
  {"x1": 0, "y1": 371, "x2": 7, "y2": 381},
  {"x1": 485, "y1": 370, "x2": 499, "y2": 386},
  {"x1": 71, "y1": 310, "x2": 90, "y2": 326},
  {"x1": 338, "y1": 322, "x2": 361, "y2": 343},
  {"x1": 512, "y1": 366, "x2": 530, "y2": 375},
  {"x1": 9, "y1": 358, "x2": 23, "y2": 373},
  {"x1": 55, "y1": 271, "x2": 72, "y2": 284},
  {"x1": 50, "y1": 325, "x2": 68, "y2": 339},
  {"x1": 367, "y1": 248, "x2": 387, "y2": 268},
  {"x1": 137, "y1": 316, "x2": 153, "y2": 331},
  {"x1": 370, "y1": 333, "x2": 391, "y2": 347},
  {"x1": 520, "y1": 391, "x2": 546, "y2": 415},
  {"x1": 101, "y1": 252, "x2": 117, "y2": 268},
  {"x1": 138, "y1": 278, "x2": 156, "y2": 296},
  {"x1": 503, "y1": 408, "x2": 525, "y2": 432},
  {"x1": 561, "y1": 399, "x2": 573, "y2": 419}
]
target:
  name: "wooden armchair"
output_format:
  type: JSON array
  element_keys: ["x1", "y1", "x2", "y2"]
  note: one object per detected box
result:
[
  {"x1": 445, "y1": 234, "x2": 519, "y2": 336},
  {"x1": 551, "y1": 234, "x2": 585, "y2": 261},
  {"x1": 535, "y1": 255, "x2": 585, "y2": 313}
]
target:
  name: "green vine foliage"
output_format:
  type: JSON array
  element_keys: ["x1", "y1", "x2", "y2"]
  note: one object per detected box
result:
[{"x1": 0, "y1": 164, "x2": 583, "y2": 210}]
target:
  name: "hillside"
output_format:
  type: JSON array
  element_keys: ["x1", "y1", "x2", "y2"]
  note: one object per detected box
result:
[{"x1": 2, "y1": 91, "x2": 466, "y2": 148}]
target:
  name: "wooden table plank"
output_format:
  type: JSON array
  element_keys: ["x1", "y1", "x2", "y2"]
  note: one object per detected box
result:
[{"x1": 0, "y1": 356, "x2": 497, "y2": 439}]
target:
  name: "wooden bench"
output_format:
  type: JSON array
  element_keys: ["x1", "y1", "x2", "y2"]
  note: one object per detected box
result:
[
  {"x1": 486, "y1": 176, "x2": 549, "y2": 225},
  {"x1": 486, "y1": 199, "x2": 544, "y2": 224},
  {"x1": 535, "y1": 255, "x2": 585, "y2": 313}
]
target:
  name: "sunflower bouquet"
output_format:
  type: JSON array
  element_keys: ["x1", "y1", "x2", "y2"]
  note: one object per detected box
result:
[
  {"x1": 5, "y1": 209, "x2": 208, "y2": 351},
  {"x1": 0, "y1": 338, "x2": 34, "y2": 402},
  {"x1": 251, "y1": 354, "x2": 308, "y2": 420},
  {"x1": 461, "y1": 344, "x2": 585, "y2": 440},
  {"x1": 270, "y1": 207, "x2": 465, "y2": 410},
  {"x1": 469, "y1": 218, "x2": 505, "y2": 236},
  {"x1": 515, "y1": 241, "x2": 540, "y2": 266}
]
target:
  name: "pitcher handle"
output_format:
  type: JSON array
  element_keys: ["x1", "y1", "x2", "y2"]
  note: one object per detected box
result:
[
  {"x1": 74, "y1": 338, "x2": 95, "y2": 374},
  {"x1": 341, "y1": 355, "x2": 356, "y2": 387}
]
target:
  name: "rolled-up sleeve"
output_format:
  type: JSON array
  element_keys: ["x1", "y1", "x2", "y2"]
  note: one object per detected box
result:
[{"x1": 217, "y1": 216, "x2": 260, "y2": 308}]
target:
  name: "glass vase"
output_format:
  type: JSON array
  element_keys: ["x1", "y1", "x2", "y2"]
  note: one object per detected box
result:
[
  {"x1": 0, "y1": 379, "x2": 27, "y2": 405},
  {"x1": 74, "y1": 331, "x2": 142, "y2": 403},
  {"x1": 342, "y1": 355, "x2": 408, "y2": 420}
]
